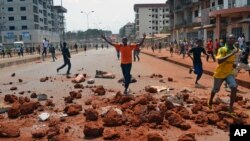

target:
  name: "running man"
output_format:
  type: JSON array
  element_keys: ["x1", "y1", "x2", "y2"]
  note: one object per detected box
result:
[
  {"x1": 237, "y1": 42, "x2": 250, "y2": 76},
  {"x1": 101, "y1": 34, "x2": 146, "y2": 94},
  {"x1": 208, "y1": 34, "x2": 238, "y2": 113},
  {"x1": 188, "y1": 39, "x2": 209, "y2": 87},
  {"x1": 57, "y1": 42, "x2": 71, "y2": 75}
]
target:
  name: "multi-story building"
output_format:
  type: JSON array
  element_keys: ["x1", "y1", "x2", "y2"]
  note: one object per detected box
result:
[
  {"x1": 134, "y1": 3, "x2": 170, "y2": 39},
  {"x1": 124, "y1": 22, "x2": 135, "y2": 37},
  {"x1": 169, "y1": 0, "x2": 250, "y2": 43},
  {"x1": 0, "y1": 0, "x2": 67, "y2": 47}
]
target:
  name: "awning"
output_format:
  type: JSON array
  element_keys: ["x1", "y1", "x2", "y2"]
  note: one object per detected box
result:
[
  {"x1": 203, "y1": 24, "x2": 215, "y2": 29},
  {"x1": 238, "y1": 18, "x2": 250, "y2": 23},
  {"x1": 145, "y1": 33, "x2": 170, "y2": 40},
  {"x1": 193, "y1": 26, "x2": 202, "y2": 30},
  {"x1": 193, "y1": 24, "x2": 215, "y2": 30}
]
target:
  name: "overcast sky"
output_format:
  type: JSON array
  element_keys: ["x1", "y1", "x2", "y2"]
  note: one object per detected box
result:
[{"x1": 54, "y1": 0, "x2": 167, "y2": 34}]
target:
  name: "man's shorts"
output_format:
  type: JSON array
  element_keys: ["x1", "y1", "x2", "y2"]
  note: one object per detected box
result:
[
  {"x1": 194, "y1": 64, "x2": 203, "y2": 75},
  {"x1": 212, "y1": 74, "x2": 237, "y2": 93}
]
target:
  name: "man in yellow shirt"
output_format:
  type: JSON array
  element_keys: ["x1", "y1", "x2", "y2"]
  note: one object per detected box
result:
[
  {"x1": 101, "y1": 34, "x2": 146, "y2": 94},
  {"x1": 208, "y1": 34, "x2": 238, "y2": 113}
]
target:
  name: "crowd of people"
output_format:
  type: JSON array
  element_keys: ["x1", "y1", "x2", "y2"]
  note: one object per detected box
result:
[{"x1": 0, "y1": 32, "x2": 249, "y2": 115}]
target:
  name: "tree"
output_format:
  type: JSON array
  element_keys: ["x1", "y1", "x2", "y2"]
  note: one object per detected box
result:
[
  {"x1": 119, "y1": 26, "x2": 125, "y2": 37},
  {"x1": 161, "y1": 26, "x2": 170, "y2": 33}
]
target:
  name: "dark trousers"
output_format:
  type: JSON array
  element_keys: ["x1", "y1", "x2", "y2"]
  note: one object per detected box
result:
[
  {"x1": 207, "y1": 51, "x2": 215, "y2": 62},
  {"x1": 58, "y1": 58, "x2": 71, "y2": 74},
  {"x1": 121, "y1": 63, "x2": 132, "y2": 90},
  {"x1": 134, "y1": 50, "x2": 140, "y2": 61},
  {"x1": 42, "y1": 47, "x2": 47, "y2": 57}
]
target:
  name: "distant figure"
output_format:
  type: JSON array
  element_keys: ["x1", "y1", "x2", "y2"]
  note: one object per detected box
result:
[
  {"x1": 84, "y1": 44, "x2": 87, "y2": 56},
  {"x1": 170, "y1": 43, "x2": 174, "y2": 57},
  {"x1": 158, "y1": 42, "x2": 162, "y2": 53},
  {"x1": 238, "y1": 33, "x2": 245, "y2": 50},
  {"x1": 133, "y1": 46, "x2": 140, "y2": 61},
  {"x1": 101, "y1": 44, "x2": 104, "y2": 49},
  {"x1": 20, "y1": 45, "x2": 24, "y2": 57},
  {"x1": 237, "y1": 42, "x2": 250, "y2": 76},
  {"x1": 206, "y1": 39, "x2": 216, "y2": 62},
  {"x1": 101, "y1": 34, "x2": 146, "y2": 94},
  {"x1": 50, "y1": 44, "x2": 57, "y2": 62},
  {"x1": 1, "y1": 47, "x2": 5, "y2": 58},
  {"x1": 6, "y1": 47, "x2": 12, "y2": 58},
  {"x1": 37, "y1": 45, "x2": 41, "y2": 54},
  {"x1": 42, "y1": 38, "x2": 49, "y2": 60},
  {"x1": 95, "y1": 44, "x2": 98, "y2": 50},
  {"x1": 57, "y1": 42, "x2": 71, "y2": 75},
  {"x1": 74, "y1": 43, "x2": 78, "y2": 53}
]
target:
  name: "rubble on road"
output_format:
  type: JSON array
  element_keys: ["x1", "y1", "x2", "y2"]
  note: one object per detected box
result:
[
  {"x1": 38, "y1": 112, "x2": 50, "y2": 121},
  {"x1": 0, "y1": 74, "x2": 249, "y2": 141},
  {"x1": 72, "y1": 74, "x2": 85, "y2": 83},
  {"x1": 11, "y1": 73, "x2": 15, "y2": 77},
  {"x1": 40, "y1": 77, "x2": 49, "y2": 82},
  {"x1": 95, "y1": 70, "x2": 115, "y2": 79},
  {"x1": 92, "y1": 85, "x2": 106, "y2": 96},
  {"x1": 10, "y1": 86, "x2": 18, "y2": 91},
  {"x1": 87, "y1": 79, "x2": 95, "y2": 84},
  {"x1": 150, "y1": 73, "x2": 163, "y2": 78},
  {"x1": 83, "y1": 122, "x2": 104, "y2": 137},
  {"x1": 37, "y1": 94, "x2": 48, "y2": 101},
  {"x1": 0, "y1": 123, "x2": 20, "y2": 138}
]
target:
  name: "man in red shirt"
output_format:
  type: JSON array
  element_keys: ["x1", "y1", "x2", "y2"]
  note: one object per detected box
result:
[
  {"x1": 206, "y1": 39, "x2": 216, "y2": 62},
  {"x1": 101, "y1": 34, "x2": 146, "y2": 94}
]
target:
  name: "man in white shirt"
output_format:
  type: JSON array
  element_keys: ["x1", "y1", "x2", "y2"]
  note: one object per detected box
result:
[
  {"x1": 238, "y1": 34, "x2": 244, "y2": 50},
  {"x1": 42, "y1": 38, "x2": 49, "y2": 60}
]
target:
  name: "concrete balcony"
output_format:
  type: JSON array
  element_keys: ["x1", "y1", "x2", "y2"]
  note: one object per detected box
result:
[{"x1": 209, "y1": 4, "x2": 250, "y2": 17}]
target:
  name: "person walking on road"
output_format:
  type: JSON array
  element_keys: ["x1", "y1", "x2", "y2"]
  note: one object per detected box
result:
[
  {"x1": 20, "y1": 45, "x2": 24, "y2": 57},
  {"x1": 133, "y1": 46, "x2": 140, "y2": 61},
  {"x1": 237, "y1": 42, "x2": 250, "y2": 76},
  {"x1": 74, "y1": 43, "x2": 78, "y2": 53},
  {"x1": 42, "y1": 38, "x2": 49, "y2": 60},
  {"x1": 101, "y1": 34, "x2": 146, "y2": 94},
  {"x1": 170, "y1": 43, "x2": 174, "y2": 57},
  {"x1": 57, "y1": 42, "x2": 71, "y2": 75},
  {"x1": 188, "y1": 39, "x2": 209, "y2": 88},
  {"x1": 84, "y1": 44, "x2": 87, "y2": 56},
  {"x1": 1, "y1": 47, "x2": 5, "y2": 58},
  {"x1": 206, "y1": 39, "x2": 216, "y2": 62},
  {"x1": 208, "y1": 34, "x2": 239, "y2": 114},
  {"x1": 50, "y1": 44, "x2": 57, "y2": 62}
]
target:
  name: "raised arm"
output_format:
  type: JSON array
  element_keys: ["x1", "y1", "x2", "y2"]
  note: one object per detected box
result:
[
  {"x1": 217, "y1": 48, "x2": 237, "y2": 64},
  {"x1": 101, "y1": 34, "x2": 115, "y2": 46},
  {"x1": 137, "y1": 33, "x2": 146, "y2": 47}
]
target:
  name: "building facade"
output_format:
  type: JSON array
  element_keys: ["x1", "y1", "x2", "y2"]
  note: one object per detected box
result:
[
  {"x1": 124, "y1": 22, "x2": 135, "y2": 38},
  {"x1": 0, "y1": 0, "x2": 67, "y2": 47},
  {"x1": 169, "y1": 0, "x2": 250, "y2": 43},
  {"x1": 134, "y1": 3, "x2": 170, "y2": 39}
]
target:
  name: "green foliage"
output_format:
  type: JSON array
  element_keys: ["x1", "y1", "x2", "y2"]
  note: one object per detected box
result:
[
  {"x1": 65, "y1": 29, "x2": 112, "y2": 40},
  {"x1": 161, "y1": 26, "x2": 170, "y2": 33}
]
